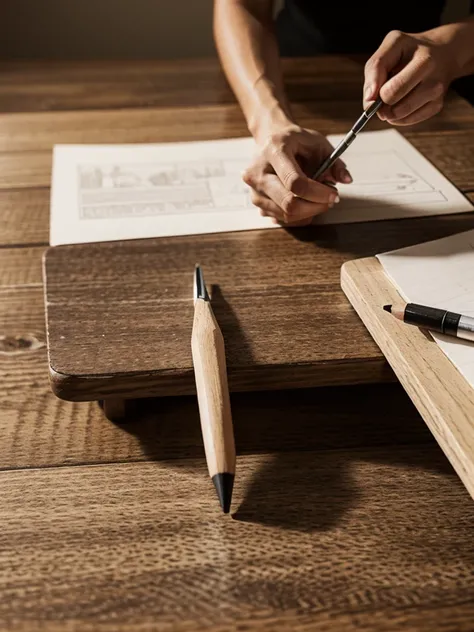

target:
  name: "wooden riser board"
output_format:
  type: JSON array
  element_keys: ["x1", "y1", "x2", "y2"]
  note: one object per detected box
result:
[{"x1": 341, "y1": 257, "x2": 474, "y2": 501}]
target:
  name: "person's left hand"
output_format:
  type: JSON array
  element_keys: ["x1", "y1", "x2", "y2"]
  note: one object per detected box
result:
[{"x1": 363, "y1": 28, "x2": 459, "y2": 125}]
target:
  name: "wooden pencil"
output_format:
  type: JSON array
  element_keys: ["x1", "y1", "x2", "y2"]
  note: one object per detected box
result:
[{"x1": 191, "y1": 265, "x2": 236, "y2": 513}]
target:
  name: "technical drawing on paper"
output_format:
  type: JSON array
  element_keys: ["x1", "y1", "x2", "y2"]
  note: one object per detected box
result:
[
  {"x1": 77, "y1": 159, "x2": 252, "y2": 220},
  {"x1": 337, "y1": 149, "x2": 448, "y2": 208}
]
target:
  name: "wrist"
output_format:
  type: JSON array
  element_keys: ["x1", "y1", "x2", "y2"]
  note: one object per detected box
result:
[
  {"x1": 249, "y1": 103, "x2": 294, "y2": 144},
  {"x1": 450, "y1": 18, "x2": 474, "y2": 79},
  {"x1": 246, "y1": 76, "x2": 294, "y2": 143},
  {"x1": 424, "y1": 19, "x2": 474, "y2": 81}
]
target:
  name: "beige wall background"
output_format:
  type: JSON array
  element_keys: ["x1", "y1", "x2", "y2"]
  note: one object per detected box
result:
[{"x1": 0, "y1": 0, "x2": 470, "y2": 60}]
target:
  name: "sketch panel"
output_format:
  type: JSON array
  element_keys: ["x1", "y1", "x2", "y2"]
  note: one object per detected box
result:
[{"x1": 77, "y1": 159, "x2": 251, "y2": 219}]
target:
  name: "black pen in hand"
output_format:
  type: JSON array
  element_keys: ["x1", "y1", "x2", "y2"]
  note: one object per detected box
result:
[{"x1": 312, "y1": 96, "x2": 383, "y2": 181}]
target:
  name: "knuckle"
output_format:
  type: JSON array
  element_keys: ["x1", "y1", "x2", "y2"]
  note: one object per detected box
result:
[
  {"x1": 364, "y1": 56, "x2": 375, "y2": 71},
  {"x1": 281, "y1": 193, "x2": 298, "y2": 215},
  {"x1": 387, "y1": 29, "x2": 404, "y2": 43},
  {"x1": 381, "y1": 81, "x2": 400, "y2": 105},
  {"x1": 365, "y1": 55, "x2": 381, "y2": 74},
  {"x1": 242, "y1": 170, "x2": 253, "y2": 186},
  {"x1": 243, "y1": 164, "x2": 262, "y2": 187},
  {"x1": 420, "y1": 52, "x2": 435, "y2": 74},
  {"x1": 250, "y1": 191, "x2": 260, "y2": 205},
  {"x1": 267, "y1": 136, "x2": 284, "y2": 154},
  {"x1": 285, "y1": 173, "x2": 305, "y2": 196}
]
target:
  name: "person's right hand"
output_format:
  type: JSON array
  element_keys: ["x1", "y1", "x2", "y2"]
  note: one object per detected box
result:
[{"x1": 243, "y1": 124, "x2": 352, "y2": 226}]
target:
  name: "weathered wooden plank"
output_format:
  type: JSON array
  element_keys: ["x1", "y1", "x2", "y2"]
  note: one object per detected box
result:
[
  {"x1": 0, "y1": 56, "x2": 472, "y2": 121},
  {"x1": 0, "y1": 188, "x2": 49, "y2": 246},
  {"x1": 0, "y1": 247, "x2": 45, "y2": 286},
  {"x1": 0, "y1": 151, "x2": 51, "y2": 190},
  {"x1": 1, "y1": 450, "x2": 474, "y2": 631}
]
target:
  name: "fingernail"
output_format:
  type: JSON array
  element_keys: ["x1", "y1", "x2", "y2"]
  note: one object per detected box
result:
[
  {"x1": 333, "y1": 195, "x2": 340, "y2": 204},
  {"x1": 342, "y1": 170, "x2": 352, "y2": 184},
  {"x1": 364, "y1": 84, "x2": 374, "y2": 102}
]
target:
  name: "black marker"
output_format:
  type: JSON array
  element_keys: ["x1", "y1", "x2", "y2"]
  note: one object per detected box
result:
[{"x1": 384, "y1": 302, "x2": 474, "y2": 342}]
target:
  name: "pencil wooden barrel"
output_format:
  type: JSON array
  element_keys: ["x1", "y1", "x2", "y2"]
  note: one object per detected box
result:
[{"x1": 191, "y1": 299, "x2": 236, "y2": 480}]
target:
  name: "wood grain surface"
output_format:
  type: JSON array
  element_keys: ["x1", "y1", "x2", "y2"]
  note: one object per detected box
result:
[
  {"x1": 2, "y1": 57, "x2": 474, "y2": 631},
  {"x1": 0, "y1": 57, "x2": 472, "y2": 116},
  {"x1": 44, "y1": 212, "x2": 474, "y2": 400},
  {"x1": 2, "y1": 448, "x2": 474, "y2": 632}
]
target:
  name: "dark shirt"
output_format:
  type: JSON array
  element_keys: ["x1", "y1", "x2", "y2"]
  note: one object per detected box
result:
[{"x1": 280, "y1": 1, "x2": 472, "y2": 54}]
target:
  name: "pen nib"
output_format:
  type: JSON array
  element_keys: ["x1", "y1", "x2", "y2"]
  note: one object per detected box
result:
[{"x1": 212, "y1": 473, "x2": 234, "y2": 514}]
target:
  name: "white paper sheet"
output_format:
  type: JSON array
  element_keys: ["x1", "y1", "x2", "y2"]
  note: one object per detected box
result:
[
  {"x1": 318, "y1": 129, "x2": 473, "y2": 224},
  {"x1": 50, "y1": 137, "x2": 268, "y2": 246},
  {"x1": 377, "y1": 230, "x2": 474, "y2": 389},
  {"x1": 50, "y1": 129, "x2": 473, "y2": 246}
]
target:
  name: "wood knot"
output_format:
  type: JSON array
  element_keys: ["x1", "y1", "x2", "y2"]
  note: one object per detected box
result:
[{"x1": 0, "y1": 334, "x2": 45, "y2": 355}]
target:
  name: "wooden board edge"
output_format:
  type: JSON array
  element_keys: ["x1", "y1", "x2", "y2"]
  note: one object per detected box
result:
[
  {"x1": 341, "y1": 258, "x2": 474, "y2": 501},
  {"x1": 45, "y1": 358, "x2": 396, "y2": 402}
]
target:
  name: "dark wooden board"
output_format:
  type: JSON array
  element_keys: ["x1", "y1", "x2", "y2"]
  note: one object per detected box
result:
[{"x1": 44, "y1": 212, "x2": 474, "y2": 401}]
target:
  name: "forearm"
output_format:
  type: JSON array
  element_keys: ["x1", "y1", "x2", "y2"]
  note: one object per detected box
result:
[{"x1": 213, "y1": 0, "x2": 292, "y2": 142}]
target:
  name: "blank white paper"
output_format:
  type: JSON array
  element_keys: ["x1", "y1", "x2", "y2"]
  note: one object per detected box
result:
[
  {"x1": 50, "y1": 129, "x2": 473, "y2": 246},
  {"x1": 377, "y1": 230, "x2": 474, "y2": 388}
]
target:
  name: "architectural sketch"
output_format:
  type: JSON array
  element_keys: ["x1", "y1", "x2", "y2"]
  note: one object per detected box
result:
[
  {"x1": 49, "y1": 131, "x2": 473, "y2": 246},
  {"x1": 77, "y1": 159, "x2": 252, "y2": 220},
  {"x1": 337, "y1": 149, "x2": 445, "y2": 203}
]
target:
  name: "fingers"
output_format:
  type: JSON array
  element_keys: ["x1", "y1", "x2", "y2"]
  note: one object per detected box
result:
[
  {"x1": 379, "y1": 52, "x2": 434, "y2": 106},
  {"x1": 384, "y1": 98, "x2": 443, "y2": 126},
  {"x1": 329, "y1": 158, "x2": 353, "y2": 184},
  {"x1": 266, "y1": 143, "x2": 338, "y2": 204},
  {"x1": 363, "y1": 30, "x2": 406, "y2": 108},
  {"x1": 263, "y1": 174, "x2": 335, "y2": 222},
  {"x1": 381, "y1": 79, "x2": 445, "y2": 122},
  {"x1": 253, "y1": 194, "x2": 313, "y2": 227},
  {"x1": 249, "y1": 176, "x2": 337, "y2": 224}
]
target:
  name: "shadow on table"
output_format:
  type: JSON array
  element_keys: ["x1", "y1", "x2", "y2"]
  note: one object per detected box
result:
[
  {"x1": 281, "y1": 201, "x2": 474, "y2": 259},
  {"x1": 111, "y1": 380, "x2": 458, "y2": 533},
  {"x1": 232, "y1": 442, "x2": 457, "y2": 531}
]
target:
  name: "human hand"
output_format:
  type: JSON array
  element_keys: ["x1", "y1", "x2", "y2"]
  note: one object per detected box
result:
[
  {"x1": 363, "y1": 28, "x2": 460, "y2": 126},
  {"x1": 243, "y1": 124, "x2": 352, "y2": 226}
]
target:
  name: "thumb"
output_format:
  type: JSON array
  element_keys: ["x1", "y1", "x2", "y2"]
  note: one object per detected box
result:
[{"x1": 363, "y1": 30, "x2": 405, "y2": 108}]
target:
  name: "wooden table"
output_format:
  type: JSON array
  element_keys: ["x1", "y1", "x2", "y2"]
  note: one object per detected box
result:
[{"x1": 2, "y1": 57, "x2": 474, "y2": 631}]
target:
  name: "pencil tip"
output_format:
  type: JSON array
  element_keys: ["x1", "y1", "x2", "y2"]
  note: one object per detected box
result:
[
  {"x1": 383, "y1": 304, "x2": 392, "y2": 313},
  {"x1": 212, "y1": 473, "x2": 234, "y2": 514}
]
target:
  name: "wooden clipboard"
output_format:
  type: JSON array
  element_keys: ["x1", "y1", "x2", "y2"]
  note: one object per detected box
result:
[{"x1": 341, "y1": 257, "x2": 474, "y2": 501}]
